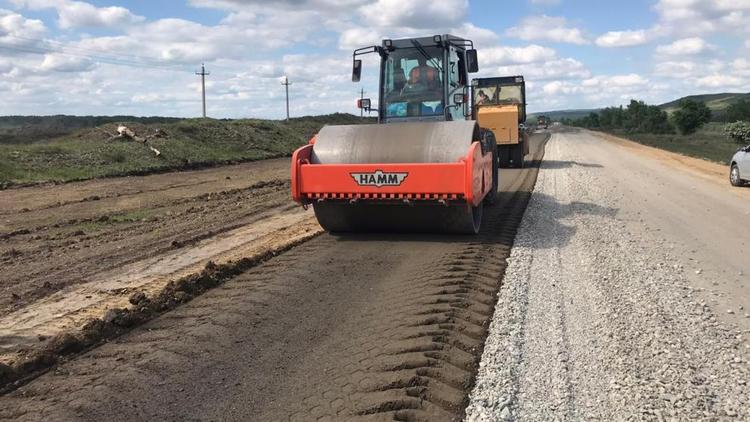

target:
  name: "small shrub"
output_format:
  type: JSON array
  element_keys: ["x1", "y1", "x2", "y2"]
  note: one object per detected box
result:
[
  {"x1": 724, "y1": 121, "x2": 750, "y2": 145},
  {"x1": 672, "y1": 100, "x2": 711, "y2": 135}
]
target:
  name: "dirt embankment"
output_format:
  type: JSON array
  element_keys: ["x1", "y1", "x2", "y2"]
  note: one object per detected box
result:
[{"x1": 0, "y1": 158, "x2": 322, "y2": 389}]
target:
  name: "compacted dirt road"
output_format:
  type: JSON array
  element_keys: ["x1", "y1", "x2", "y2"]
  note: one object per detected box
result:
[
  {"x1": 0, "y1": 159, "x2": 320, "y2": 372},
  {"x1": 0, "y1": 158, "x2": 292, "y2": 316},
  {"x1": 467, "y1": 128, "x2": 750, "y2": 420},
  {"x1": 1, "y1": 135, "x2": 548, "y2": 421}
]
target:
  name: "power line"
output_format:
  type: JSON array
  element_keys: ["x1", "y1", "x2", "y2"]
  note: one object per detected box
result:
[
  {"x1": 1, "y1": 34, "x2": 179, "y2": 68},
  {"x1": 281, "y1": 76, "x2": 292, "y2": 121},
  {"x1": 0, "y1": 42, "x2": 188, "y2": 72},
  {"x1": 196, "y1": 63, "x2": 210, "y2": 118}
]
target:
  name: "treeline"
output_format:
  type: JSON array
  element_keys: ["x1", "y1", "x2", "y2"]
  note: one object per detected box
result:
[
  {"x1": 564, "y1": 99, "x2": 711, "y2": 135},
  {"x1": 723, "y1": 100, "x2": 750, "y2": 123},
  {"x1": 564, "y1": 98, "x2": 750, "y2": 144}
]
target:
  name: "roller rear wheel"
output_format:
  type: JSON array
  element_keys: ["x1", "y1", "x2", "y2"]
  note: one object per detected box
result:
[
  {"x1": 510, "y1": 143, "x2": 525, "y2": 168},
  {"x1": 483, "y1": 132, "x2": 499, "y2": 206}
]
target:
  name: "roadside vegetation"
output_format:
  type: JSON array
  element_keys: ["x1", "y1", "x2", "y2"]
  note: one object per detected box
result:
[
  {"x1": 565, "y1": 97, "x2": 750, "y2": 164},
  {"x1": 0, "y1": 113, "x2": 370, "y2": 187}
]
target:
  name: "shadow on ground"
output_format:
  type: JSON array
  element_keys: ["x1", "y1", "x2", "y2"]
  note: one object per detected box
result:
[{"x1": 541, "y1": 160, "x2": 604, "y2": 169}]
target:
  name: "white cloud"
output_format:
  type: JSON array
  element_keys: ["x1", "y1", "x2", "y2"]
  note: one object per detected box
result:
[
  {"x1": 494, "y1": 57, "x2": 590, "y2": 81},
  {"x1": 655, "y1": 37, "x2": 713, "y2": 55},
  {"x1": 454, "y1": 22, "x2": 499, "y2": 48},
  {"x1": 595, "y1": 29, "x2": 649, "y2": 47},
  {"x1": 57, "y1": 1, "x2": 143, "y2": 29},
  {"x1": 11, "y1": 0, "x2": 143, "y2": 29},
  {"x1": 733, "y1": 58, "x2": 750, "y2": 77},
  {"x1": 543, "y1": 80, "x2": 580, "y2": 95},
  {"x1": 40, "y1": 53, "x2": 94, "y2": 72},
  {"x1": 507, "y1": 15, "x2": 588, "y2": 45},
  {"x1": 359, "y1": 0, "x2": 468, "y2": 29},
  {"x1": 695, "y1": 74, "x2": 745, "y2": 88},
  {"x1": 0, "y1": 8, "x2": 46, "y2": 43},
  {"x1": 653, "y1": 0, "x2": 750, "y2": 36},
  {"x1": 654, "y1": 60, "x2": 698, "y2": 78},
  {"x1": 190, "y1": 0, "x2": 368, "y2": 12},
  {"x1": 338, "y1": 27, "x2": 382, "y2": 50},
  {"x1": 583, "y1": 73, "x2": 649, "y2": 88},
  {"x1": 480, "y1": 44, "x2": 556, "y2": 66}
]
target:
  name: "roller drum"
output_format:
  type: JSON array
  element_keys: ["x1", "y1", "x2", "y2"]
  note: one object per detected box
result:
[
  {"x1": 311, "y1": 121, "x2": 479, "y2": 164},
  {"x1": 308, "y1": 120, "x2": 485, "y2": 234}
]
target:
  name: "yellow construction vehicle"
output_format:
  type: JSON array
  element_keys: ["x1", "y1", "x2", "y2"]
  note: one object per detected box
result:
[{"x1": 472, "y1": 76, "x2": 529, "y2": 168}]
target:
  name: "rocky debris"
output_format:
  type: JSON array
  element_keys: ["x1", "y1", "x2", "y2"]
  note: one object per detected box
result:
[
  {"x1": 45, "y1": 333, "x2": 84, "y2": 355},
  {"x1": 128, "y1": 291, "x2": 148, "y2": 306},
  {"x1": 466, "y1": 134, "x2": 750, "y2": 421},
  {"x1": 105, "y1": 125, "x2": 162, "y2": 157}
]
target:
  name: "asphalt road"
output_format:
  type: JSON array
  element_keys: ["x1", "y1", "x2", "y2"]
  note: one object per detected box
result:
[{"x1": 1, "y1": 134, "x2": 549, "y2": 421}]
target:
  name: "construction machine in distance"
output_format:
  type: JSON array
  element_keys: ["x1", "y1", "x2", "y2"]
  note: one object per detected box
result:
[
  {"x1": 537, "y1": 115, "x2": 550, "y2": 130},
  {"x1": 472, "y1": 76, "x2": 529, "y2": 168},
  {"x1": 291, "y1": 34, "x2": 498, "y2": 234}
]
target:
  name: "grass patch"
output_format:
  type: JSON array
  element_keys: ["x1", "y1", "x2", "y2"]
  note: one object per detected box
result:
[
  {"x1": 605, "y1": 123, "x2": 743, "y2": 164},
  {"x1": 0, "y1": 113, "x2": 371, "y2": 187}
]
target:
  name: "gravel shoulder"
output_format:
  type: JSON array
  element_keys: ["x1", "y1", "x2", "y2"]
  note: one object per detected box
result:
[{"x1": 467, "y1": 128, "x2": 750, "y2": 420}]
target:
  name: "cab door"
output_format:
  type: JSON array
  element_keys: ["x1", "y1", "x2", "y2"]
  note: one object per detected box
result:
[{"x1": 446, "y1": 47, "x2": 466, "y2": 121}]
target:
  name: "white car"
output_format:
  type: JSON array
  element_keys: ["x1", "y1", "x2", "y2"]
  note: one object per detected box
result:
[{"x1": 730, "y1": 145, "x2": 750, "y2": 186}]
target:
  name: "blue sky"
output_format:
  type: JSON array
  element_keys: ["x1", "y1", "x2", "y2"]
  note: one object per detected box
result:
[{"x1": 0, "y1": 0, "x2": 748, "y2": 118}]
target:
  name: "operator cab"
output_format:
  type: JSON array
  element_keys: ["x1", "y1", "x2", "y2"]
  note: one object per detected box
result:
[
  {"x1": 471, "y1": 76, "x2": 527, "y2": 122},
  {"x1": 352, "y1": 35, "x2": 479, "y2": 124}
]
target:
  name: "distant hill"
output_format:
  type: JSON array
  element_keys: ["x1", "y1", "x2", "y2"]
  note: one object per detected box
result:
[
  {"x1": 529, "y1": 109, "x2": 599, "y2": 122},
  {"x1": 532, "y1": 92, "x2": 750, "y2": 123},
  {"x1": 658, "y1": 93, "x2": 750, "y2": 118}
]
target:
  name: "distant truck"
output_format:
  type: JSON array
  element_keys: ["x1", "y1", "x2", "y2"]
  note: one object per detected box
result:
[
  {"x1": 472, "y1": 76, "x2": 528, "y2": 168},
  {"x1": 537, "y1": 115, "x2": 549, "y2": 130}
]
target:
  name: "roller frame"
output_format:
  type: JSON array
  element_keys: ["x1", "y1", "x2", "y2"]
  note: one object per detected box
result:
[{"x1": 291, "y1": 138, "x2": 493, "y2": 208}]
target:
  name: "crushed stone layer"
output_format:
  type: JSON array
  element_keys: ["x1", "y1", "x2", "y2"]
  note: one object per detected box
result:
[{"x1": 466, "y1": 129, "x2": 750, "y2": 421}]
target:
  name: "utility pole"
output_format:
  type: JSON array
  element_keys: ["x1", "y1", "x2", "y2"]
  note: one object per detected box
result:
[
  {"x1": 195, "y1": 63, "x2": 210, "y2": 118},
  {"x1": 281, "y1": 76, "x2": 292, "y2": 121},
  {"x1": 360, "y1": 88, "x2": 364, "y2": 118}
]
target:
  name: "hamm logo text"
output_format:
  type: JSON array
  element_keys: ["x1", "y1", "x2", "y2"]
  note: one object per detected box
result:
[{"x1": 351, "y1": 170, "x2": 408, "y2": 187}]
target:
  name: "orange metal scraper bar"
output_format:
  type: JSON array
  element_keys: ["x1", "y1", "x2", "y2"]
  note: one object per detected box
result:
[{"x1": 291, "y1": 141, "x2": 491, "y2": 206}]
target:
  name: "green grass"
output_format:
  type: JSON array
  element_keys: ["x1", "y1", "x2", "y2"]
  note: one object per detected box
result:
[
  {"x1": 608, "y1": 122, "x2": 743, "y2": 164},
  {"x1": 0, "y1": 113, "x2": 371, "y2": 187}
]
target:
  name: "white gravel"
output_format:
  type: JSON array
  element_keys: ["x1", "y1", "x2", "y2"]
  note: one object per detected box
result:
[{"x1": 466, "y1": 132, "x2": 750, "y2": 420}]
